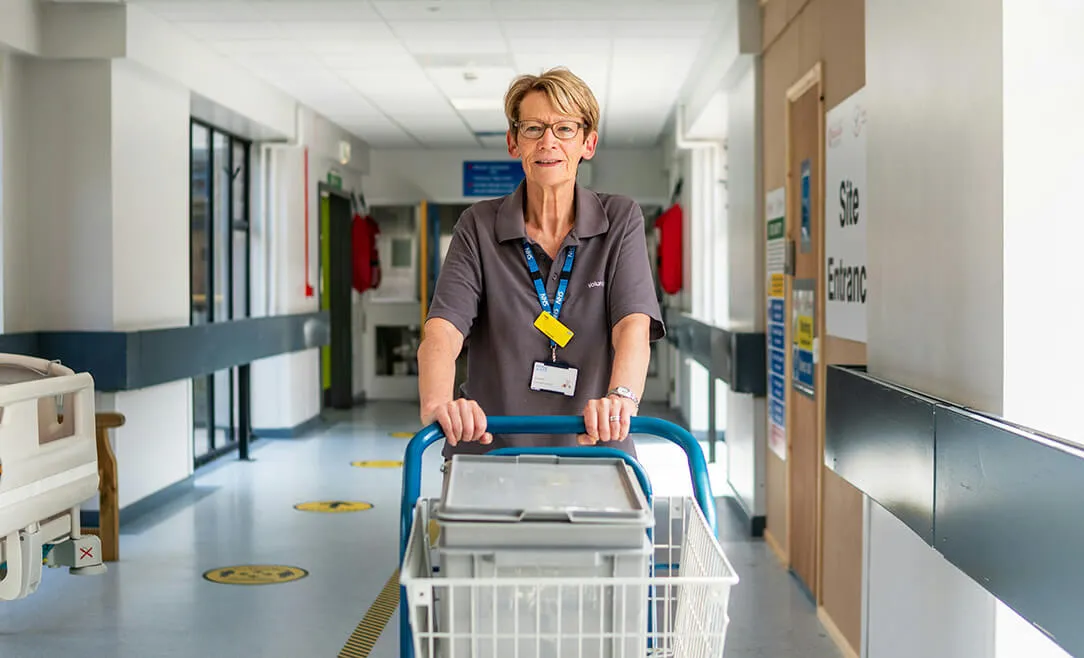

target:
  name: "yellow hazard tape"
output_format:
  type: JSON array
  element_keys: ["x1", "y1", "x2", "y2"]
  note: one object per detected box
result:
[{"x1": 339, "y1": 569, "x2": 400, "y2": 658}]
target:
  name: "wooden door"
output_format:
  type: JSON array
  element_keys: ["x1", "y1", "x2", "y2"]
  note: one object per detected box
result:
[{"x1": 785, "y1": 64, "x2": 825, "y2": 600}]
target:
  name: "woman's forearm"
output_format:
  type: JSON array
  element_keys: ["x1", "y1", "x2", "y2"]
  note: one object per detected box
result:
[
  {"x1": 417, "y1": 319, "x2": 463, "y2": 422},
  {"x1": 608, "y1": 313, "x2": 652, "y2": 401}
]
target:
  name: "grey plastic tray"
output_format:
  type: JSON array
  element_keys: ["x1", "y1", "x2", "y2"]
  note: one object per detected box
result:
[
  {"x1": 436, "y1": 453, "x2": 654, "y2": 552},
  {"x1": 438, "y1": 454, "x2": 652, "y2": 523}
]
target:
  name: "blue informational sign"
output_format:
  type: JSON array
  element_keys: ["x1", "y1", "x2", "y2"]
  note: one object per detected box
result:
[
  {"x1": 770, "y1": 349, "x2": 786, "y2": 377},
  {"x1": 769, "y1": 298, "x2": 785, "y2": 324},
  {"x1": 770, "y1": 399, "x2": 786, "y2": 427},
  {"x1": 463, "y1": 161, "x2": 525, "y2": 197},
  {"x1": 800, "y1": 159, "x2": 812, "y2": 253},
  {"x1": 770, "y1": 373, "x2": 786, "y2": 403},
  {"x1": 769, "y1": 324, "x2": 785, "y2": 350},
  {"x1": 795, "y1": 348, "x2": 815, "y2": 391}
]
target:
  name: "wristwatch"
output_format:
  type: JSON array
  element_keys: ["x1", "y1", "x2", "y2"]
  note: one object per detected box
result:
[{"x1": 607, "y1": 386, "x2": 640, "y2": 408}]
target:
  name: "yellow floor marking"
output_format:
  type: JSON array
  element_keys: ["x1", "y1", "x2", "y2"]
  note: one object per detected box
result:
[
  {"x1": 338, "y1": 569, "x2": 400, "y2": 658},
  {"x1": 350, "y1": 460, "x2": 403, "y2": 468},
  {"x1": 293, "y1": 501, "x2": 374, "y2": 513}
]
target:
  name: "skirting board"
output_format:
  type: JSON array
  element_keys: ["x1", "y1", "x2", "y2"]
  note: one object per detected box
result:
[
  {"x1": 724, "y1": 490, "x2": 766, "y2": 537},
  {"x1": 253, "y1": 414, "x2": 326, "y2": 439},
  {"x1": 765, "y1": 528, "x2": 787, "y2": 566},
  {"x1": 81, "y1": 475, "x2": 194, "y2": 530},
  {"x1": 818, "y1": 606, "x2": 860, "y2": 658}
]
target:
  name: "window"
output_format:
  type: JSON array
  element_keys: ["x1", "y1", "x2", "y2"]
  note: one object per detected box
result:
[{"x1": 189, "y1": 119, "x2": 251, "y2": 467}]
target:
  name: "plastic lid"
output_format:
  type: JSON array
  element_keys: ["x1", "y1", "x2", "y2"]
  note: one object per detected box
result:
[{"x1": 436, "y1": 454, "x2": 651, "y2": 525}]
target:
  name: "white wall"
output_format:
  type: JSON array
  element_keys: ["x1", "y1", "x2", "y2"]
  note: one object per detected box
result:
[
  {"x1": 866, "y1": 0, "x2": 1004, "y2": 413},
  {"x1": 724, "y1": 59, "x2": 766, "y2": 519},
  {"x1": 1001, "y1": 0, "x2": 1084, "y2": 448},
  {"x1": 867, "y1": 502, "x2": 997, "y2": 657},
  {"x1": 110, "y1": 58, "x2": 190, "y2": 331},
  {"x1": 865, "y1": 0, "x2": 1002, "y2": 654},
  {"x1": 22, "y1": 58, "x2": 114, "y2": 332},
  {"x1": 363, "y1": 147, "x2": 667, "y2": 207},
  {"x1": 0, "y1": 0, "x2": 41, "y2": 56}
]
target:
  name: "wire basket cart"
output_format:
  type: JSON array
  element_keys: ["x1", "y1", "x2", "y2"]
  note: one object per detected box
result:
[{"x1": 398, "y1": 416, "x2": 740, "y2": 658}]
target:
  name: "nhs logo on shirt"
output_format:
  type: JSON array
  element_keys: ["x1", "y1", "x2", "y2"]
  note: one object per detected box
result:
[{"x1": 587, "y1": 281, "x2": 605, "y2": 289}]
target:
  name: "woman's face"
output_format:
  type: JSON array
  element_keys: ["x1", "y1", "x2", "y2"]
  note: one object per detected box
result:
[{"x1": 507, "y1": 90, "x2": 598, "y2": 189}]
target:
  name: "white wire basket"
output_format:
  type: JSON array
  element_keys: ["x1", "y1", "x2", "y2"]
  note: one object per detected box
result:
[{"x1": 400, "y1": 494, "x2": 739, "y2": 658}]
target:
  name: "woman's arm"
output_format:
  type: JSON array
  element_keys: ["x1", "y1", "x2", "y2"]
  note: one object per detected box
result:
[
  {"x1": 417, "y1": 318, "x2": 463, "y2": 422},
  {"x1": 417, "y1": 318, "x2": 491, "y2": 446},
  {"x1": 608, "y1": 312, "x2": 652, "y2": 401},
  {"x1": 582, "y1": 312, "x2": 652, "y2": 443}
]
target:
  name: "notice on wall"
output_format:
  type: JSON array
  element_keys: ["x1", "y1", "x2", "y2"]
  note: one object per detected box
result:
[
  {"x1": 463, "y1": 161, "x2": 525, "y2": 197},
  {"x1": 792, "y1": 280, "x2": 815, "y2": 398},
  {"x1": 800, "y1": 159, "x2": 812, "y2": 253},
  {"x1": 765, "y1": 187, "x2": 787, "y2": 461},
  {"x1": 825, "y1": 87, "x2": 868, "y2": 343}
]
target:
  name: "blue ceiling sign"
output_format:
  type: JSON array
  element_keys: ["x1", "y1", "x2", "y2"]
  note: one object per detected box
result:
[{"x1": 463, "y1": 161, "x2": 525, "y2": 197}]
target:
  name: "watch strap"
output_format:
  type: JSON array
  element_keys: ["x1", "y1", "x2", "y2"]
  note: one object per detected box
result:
[{"x1": 607, "y1": 386, "x2": 640, "y2": 407}]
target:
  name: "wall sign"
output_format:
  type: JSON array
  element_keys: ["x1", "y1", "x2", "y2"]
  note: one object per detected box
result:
[
  {"x1": 792, "y1": 279, "x2": 816, "y2": 397},
  {"x1": 825, "y1": 87, "x2": 868, "y2": 343},
  {"x1": 463, "y1": 161, "x2": 525, "y2": 197},
  {"x1": 800, "y1": 159, "x2": 812, "y2": 253},
  {"x1": 765, "y1": 187, "x2": 787, "y2": 461}
]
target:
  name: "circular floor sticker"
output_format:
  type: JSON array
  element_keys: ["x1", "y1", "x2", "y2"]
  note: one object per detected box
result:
[
  {"x1": 203, "y1": 565, "x2": 308, "y2": 585},
  {"x1": 389, "y1": 432, "x2": 413, "y2": 439},
  {"x1": 351, "y1": 460, "x2": 403, "y2": 469}
]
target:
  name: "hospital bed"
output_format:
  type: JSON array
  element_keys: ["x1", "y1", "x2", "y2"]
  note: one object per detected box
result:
[{"x1": 0, "y1": 354, "x2": 105, "y2": 601}]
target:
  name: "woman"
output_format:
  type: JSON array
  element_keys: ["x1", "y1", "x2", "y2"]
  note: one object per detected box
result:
[{"x1": 417, "y1": 67, "x2": 665, "y2": 464}]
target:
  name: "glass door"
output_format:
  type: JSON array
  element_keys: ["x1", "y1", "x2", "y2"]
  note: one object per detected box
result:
[{"x1": 190, "y1": 119, "x2": 252, "y2": 467}]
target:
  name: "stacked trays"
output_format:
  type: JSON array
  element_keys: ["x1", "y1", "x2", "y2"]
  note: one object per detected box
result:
[{"x1": 434, "y1": 453, "x2": 655, "y2": 658}]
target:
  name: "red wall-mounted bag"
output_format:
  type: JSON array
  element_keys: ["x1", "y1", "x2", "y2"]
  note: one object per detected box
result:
[
  {"x1": 655, "y1": 203, "x2": 683, "y2": 295},
  {"x1": 351, "y1": 192, "x2": 382, "y2": 293}
]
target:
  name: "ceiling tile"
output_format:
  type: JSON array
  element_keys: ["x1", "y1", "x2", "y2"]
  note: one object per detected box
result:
[
  {"x1": 133, "y1": 1, "x2": 255, "y2": 22},
  {"x1": 402, "y1": 39, "x2": 510, "y2": 55},
  {"x1": 320, "y1": 49, "x2": 418, "y2": 71},
  {"x1": 478, "y1": 135, "x2": 510, "y2": 149},
  {"x1": 388, "y1": 20, "x2": 503, "y2": 41},
  {"x1": 456, "y1": 109, "x2": 509, "y2": 133},
  {"x1": 372, "y1": 1, "x2": 496, "y2": 21},
  {"x1": 511, "y1": 39, "x2": 612, "y2": 56},
  {"x1": 253, "y1": 1, "x2": 382, "y2": 20},
  {"x1": 175, "y1": 21, "x2": 282, "y2": 41},
  {"x1": 500, "y1": 20, "x2": 613, "y2": 39},
  {"x1": 210, "y1": 39, "x2": 298, "y2": 56},
  {"x1": 426, "y1": 66, "x2": 518, "y2": 99},
  {"x1": 275, "y1": 21, "x2": 397, "y2": 41}
]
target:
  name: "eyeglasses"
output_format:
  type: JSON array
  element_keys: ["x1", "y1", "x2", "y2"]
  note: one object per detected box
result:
[{"x1": 514, "y1": 120, "x2": 585, "y2": 140}]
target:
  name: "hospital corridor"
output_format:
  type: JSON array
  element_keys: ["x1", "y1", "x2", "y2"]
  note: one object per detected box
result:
[{"x1": 0, "y1": 1, "x2": 1081, "y2": 657}]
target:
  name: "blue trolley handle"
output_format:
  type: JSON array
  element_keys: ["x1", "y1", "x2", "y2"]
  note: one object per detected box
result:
[{"x1": 398, "y1": 415, "x2": 716, "y2": 658}]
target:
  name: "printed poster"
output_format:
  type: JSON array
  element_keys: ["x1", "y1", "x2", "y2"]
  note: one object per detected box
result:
[
  {"x1": 825, "y1": 87, "x2": 868, "y2": 342},
  {"x1": 765, "y1": 187, "x2": 787, "y2": 461}
]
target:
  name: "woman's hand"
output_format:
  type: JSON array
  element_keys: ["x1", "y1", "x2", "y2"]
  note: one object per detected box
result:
[
  {"x1": 579, "y1": 395, "x2": 637, "y2": 445},
  {"x1": 423, "y1": 399, "x2": 492, "y2": 447}
]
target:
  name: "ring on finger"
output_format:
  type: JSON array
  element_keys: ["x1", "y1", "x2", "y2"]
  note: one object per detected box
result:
[{"x1": 609, "y1": 415, "x2": 621, "y2": 422}]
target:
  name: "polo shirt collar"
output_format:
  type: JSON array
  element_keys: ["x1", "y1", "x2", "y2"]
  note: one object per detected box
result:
[{"x1": 495, "y1": 180, "x2": 609, "y2": 244}]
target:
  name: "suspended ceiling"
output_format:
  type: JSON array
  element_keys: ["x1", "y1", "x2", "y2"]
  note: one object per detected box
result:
[{"x1": 131, "y1": 0, "x2": 724, "y2": 149}]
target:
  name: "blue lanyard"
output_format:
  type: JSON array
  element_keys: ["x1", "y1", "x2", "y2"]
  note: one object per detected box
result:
[{"x1": 522, "y1": 240, "x2": 576, "y2": 353}]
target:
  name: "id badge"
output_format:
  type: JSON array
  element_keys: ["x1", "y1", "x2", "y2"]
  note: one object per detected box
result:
[{"x1": 530, "y1": 361, "x2": 578, "y2": 397}]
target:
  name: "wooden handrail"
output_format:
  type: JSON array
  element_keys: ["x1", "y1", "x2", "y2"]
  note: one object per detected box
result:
[{"x1": 79, "y1": 411, "x2": 126, "y2": 561}]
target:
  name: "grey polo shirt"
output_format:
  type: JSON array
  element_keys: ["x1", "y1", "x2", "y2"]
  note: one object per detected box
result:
[{"x1": 428, "y1": 181, "x2": 665, "y2": 460}]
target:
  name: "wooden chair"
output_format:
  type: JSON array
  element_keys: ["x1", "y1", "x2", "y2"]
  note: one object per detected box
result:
[{"x1": 81, "y1": 412, "x2": 126, "y2": 562}]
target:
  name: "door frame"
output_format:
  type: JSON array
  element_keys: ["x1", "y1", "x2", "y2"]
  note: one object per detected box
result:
[{"x1": 783, "y1": 61, "x2": 827, "y2": 602}]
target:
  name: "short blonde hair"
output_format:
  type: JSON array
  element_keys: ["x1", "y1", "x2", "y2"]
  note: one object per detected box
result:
[{"x1": 504, "y1": 67, "x2": 600, "y2": 138}]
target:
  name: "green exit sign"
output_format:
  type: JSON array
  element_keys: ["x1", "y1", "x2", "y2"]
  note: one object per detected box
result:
[{"x1": 327, "y1": 171, "x2": 343, "y2": 190}]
